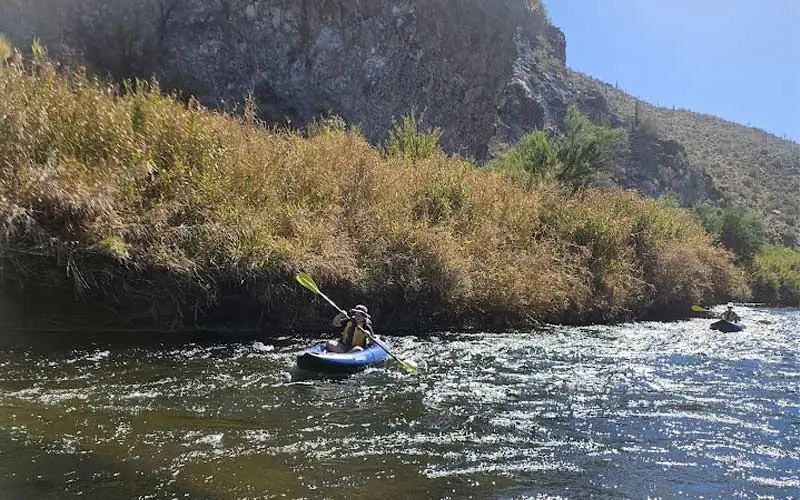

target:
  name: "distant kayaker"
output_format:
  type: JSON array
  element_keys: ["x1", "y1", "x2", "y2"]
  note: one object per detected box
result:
[
  {"x1": 326, "y1": 304, "x2": 374, "y2": 353},
  {"x1": 721, "y1": 303, "x2": 741, "y2": 322}
]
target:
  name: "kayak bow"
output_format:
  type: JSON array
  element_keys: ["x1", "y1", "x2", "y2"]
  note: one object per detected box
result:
[
  {"x1": 296, "y1": 343, "x2": 389, "y2": 373},
  {"x1": 709, "y1": 319, "x2": 745, "y2": 332}
]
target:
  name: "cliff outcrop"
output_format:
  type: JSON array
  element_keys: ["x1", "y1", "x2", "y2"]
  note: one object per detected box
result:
[{"x1": 2, "y1": 0, "x2": 797, "y2": 243}]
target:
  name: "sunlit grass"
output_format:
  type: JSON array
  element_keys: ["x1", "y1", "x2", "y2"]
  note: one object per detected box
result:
[
  {"x1": 751, "y1": 245, "x2": 800, "y2": 306},
  {"x1": 0, "y1": 53, "x2": 747, "y2": 329}
]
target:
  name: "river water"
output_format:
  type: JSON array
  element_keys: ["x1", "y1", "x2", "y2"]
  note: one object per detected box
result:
[{"x1": 0, "y1": 306, "x2": 797, "y2": 499}]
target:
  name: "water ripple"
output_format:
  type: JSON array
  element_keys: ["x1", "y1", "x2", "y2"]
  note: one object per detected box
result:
[{"x1": 0, "y1": 307, "x2": 798, "y2": 499}]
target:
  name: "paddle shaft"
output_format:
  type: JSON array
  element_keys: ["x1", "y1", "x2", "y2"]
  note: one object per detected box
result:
[
  {"x1": 316, "y1": 289, "x2": 347, "y2": 317},
  {"x1": 361, "y1": 330, "x2": 414, "y2": 370}
]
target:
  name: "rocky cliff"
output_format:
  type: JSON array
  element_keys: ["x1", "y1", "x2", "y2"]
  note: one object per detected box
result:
[
  {"x1": 1, "y1": 0, "x2": 575, "y2": 161},
  {"x1": 1, "y1": 0, "x2": 796, "y2": 243}
]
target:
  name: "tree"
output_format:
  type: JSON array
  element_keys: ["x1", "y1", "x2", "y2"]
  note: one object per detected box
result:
[
  {"x1": 489, "y1": 106, "x2": 627, "y2": 190},
  {"x1": 384, "y1": 114, "x2": 443, "y2": 160},
  {"x1": 693, "y1": 203, "x2": 766, "y2": 264},
  {"x1": 693, "y1": 202, "x2": 723, "y2": 235},
  {"x1": 720, "y1": 205, "x2": 766, "y2": 264}
]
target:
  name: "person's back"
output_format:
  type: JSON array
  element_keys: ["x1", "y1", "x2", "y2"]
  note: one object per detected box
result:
[{"x1": 721, "y1": 304, "x2": 740, "y2": 322}]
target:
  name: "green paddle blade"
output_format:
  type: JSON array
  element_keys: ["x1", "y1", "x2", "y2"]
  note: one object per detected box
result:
[
  {"x1": 691, "y1": 305, "x2": 710, "y2": 312},
  {"x1": 398, "y1": 358, "x2": 419, "y2": 373},
  {"x1": 296, "y1": 272, "x2": 319, "y2": 294}
]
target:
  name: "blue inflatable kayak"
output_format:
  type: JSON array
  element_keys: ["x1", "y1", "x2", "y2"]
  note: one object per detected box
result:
[
  {"x1": 710, "y1": 319, "x2": 745, "y2": 332},
  {"x1": 296, "y1": 343, "x2": 389, "y2": 373}
]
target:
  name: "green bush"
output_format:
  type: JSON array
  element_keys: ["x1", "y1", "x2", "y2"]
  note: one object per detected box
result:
[
  {"x1": 692, "y1": 202, "x2": 722, "y2": 235},
  {"x1": 489, "y1": 106, "x2": 626, "y2": 191},
  {"x1": 384, "y1": 114, "x2": 443, "y2": 160},
  {"x1": 751, "y1": 245, "x2": 800, "y2": 305},
  {"x1": 556, "y1": 106, "x2": 627, "y2": 188},
  {"x1": 720, "y1": 205, "x2": 766, "y2": 264},
  {"x1": 693, "y1": 203, "x2": 766, "y2": 265}
]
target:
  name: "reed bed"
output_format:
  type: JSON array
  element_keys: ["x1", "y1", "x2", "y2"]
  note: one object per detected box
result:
[{"x1": 0, "y1": 53, "x2": 747, "y2": 331}]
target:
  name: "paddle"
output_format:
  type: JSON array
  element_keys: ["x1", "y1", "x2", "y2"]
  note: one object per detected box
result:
[
  {"x1": 295, "y1": 272, "x2": 419, "y2": 373},
  {"x1": 694, "y1": 304, "x2": 773, "y2": 325}
]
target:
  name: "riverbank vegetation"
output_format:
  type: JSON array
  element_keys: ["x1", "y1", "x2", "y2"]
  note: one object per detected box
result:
[
  {"x1": 750, "y1": 246, "x2": 800, "y2": 306},
  {"x1": 692, "y1": 203, "x2": 800, "y2": 307},
  {"x1": 0, "y1": 49, "x2": 749, "y2": 331}
]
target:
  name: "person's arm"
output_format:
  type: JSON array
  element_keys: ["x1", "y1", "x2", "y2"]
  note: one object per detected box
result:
[
  {"x1": 332, "y1": 311, "x2": 350, "y2": 327},
  {"x1": 362, "y1": 320, "x2": 375, "y2": 345}
]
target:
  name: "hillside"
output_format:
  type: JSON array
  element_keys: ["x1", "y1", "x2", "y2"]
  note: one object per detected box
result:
[
  {"x1": 570, "y1": 72, "x2": 800, "y2": 247},
  {"x1": 0, "y1": 54, "x2": 747, "y2": 330},
  {"x1": 3, "y1": 1, "x2": 795, "y2": 247}
]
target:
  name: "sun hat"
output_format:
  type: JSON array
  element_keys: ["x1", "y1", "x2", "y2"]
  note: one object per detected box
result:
[{"x1": 350, "y1": 304, "x2": 371, "y2": 320}]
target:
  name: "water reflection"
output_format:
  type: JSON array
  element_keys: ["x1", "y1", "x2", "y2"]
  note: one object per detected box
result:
[{"x1": 0, "y1": 307, "x2": 798, "y2": 499}]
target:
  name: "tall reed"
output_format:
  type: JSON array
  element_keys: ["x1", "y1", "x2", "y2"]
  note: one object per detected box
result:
[{"x1": 0, "y1": 53, "x2": 747, "y2": 330}]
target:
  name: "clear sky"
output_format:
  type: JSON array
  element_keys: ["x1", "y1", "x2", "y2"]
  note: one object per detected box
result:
[{"x1": 543, "y1": 0, "x2": 800, "y2": 142}]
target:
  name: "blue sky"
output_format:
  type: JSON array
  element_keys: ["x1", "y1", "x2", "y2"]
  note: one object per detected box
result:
[{"x1": 543, "y1": 0, "x2": 800, "y2": 141}]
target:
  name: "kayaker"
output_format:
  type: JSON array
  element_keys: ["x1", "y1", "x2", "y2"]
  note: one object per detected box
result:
[
  {"x1": 721, "y1": 303, "x2": 741, "y2": 322},
  {"x1": 326, "y1": 304, "x2": 374, "y2": 353}
]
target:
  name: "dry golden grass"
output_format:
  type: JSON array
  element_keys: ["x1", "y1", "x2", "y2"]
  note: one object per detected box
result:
[
  {"x1": 0, "y1": 54, "x2": 746, "y2": 330},
  {"x1": 751, "y1": 245, "x2": 800, "y2": 306}
]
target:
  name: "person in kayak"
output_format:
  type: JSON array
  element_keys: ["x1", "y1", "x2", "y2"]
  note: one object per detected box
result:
[
  {"x1": 326, "y1": 304, "x2": 374, "y2": 353},
  {"x1": 721, "y1": 303, "x2": 741, "y2": 322}
]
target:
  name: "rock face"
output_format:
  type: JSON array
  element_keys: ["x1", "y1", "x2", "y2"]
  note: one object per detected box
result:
[
  {"x1": 159, "y1": 0, "x2": 570, "y2": 161},
  {"x1": 2, "y1": 0, "x2": 566, "y2": 161},
  {"x1": 618, "y1": 132, "x2": 723, "y2": 206},
  {"x1": 1, "y1": 0, "x2": 721, "y2": 206}
]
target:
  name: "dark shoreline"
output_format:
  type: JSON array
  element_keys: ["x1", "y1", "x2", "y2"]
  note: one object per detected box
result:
[{"x1": 2, "y1": 282, "x2": 772, "y2": 349}]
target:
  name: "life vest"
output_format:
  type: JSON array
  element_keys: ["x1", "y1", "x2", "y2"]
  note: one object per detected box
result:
[
  {"x1": 340, "y1": 320, "x2": 369, "y2": 348},
  {"x1": 722, "y1": 310, "x2": 738, "y2": 322}
]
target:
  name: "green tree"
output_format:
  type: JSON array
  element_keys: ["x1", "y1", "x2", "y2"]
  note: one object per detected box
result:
[
  {"x1": 384, "y1": 114, "x2": 443, "y2": 160},
  {"x1": 489, "y1": 106, "x2": 626, "y2": 190},
  {"x1": 490, "y1": 130, "x2": 560, "y2": 184},
  {"x1": 555, "y1": 106, "x2": 626, "y2": 188},
  {"x1": 693, "y1": 202, "x2": 723, "y2": 235},
  {"x1": 751, "y1": 245, "x2": 800, "y2": 305},
  {"x1": 720, "y1": 205, "x2": 766, "y2": 264}
]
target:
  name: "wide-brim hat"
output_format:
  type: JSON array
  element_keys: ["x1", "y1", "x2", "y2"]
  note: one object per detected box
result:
[{"x1": 350, "y1": 304, "x2": 370, "y2": 319}]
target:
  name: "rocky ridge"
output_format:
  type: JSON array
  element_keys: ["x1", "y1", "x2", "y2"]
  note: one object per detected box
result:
[{"x1": 1, "y1": 0, "x2": 796, "y2": 242}]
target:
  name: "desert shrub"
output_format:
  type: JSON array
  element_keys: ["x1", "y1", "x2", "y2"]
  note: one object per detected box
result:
[
  {"x1": 0, "y1": 51, "x2": 745, "y2": 329},
  {"x1": 384, "y1": 114, "x2": 443, "y2": 160},
  {"x1": 490, "y1": 106, "x2": 626, "y2": 191},
  {"x1": 720, "y1": 206, "x2": 766, "y2": 264},
  {"x1": 693, "y1": 203, "x2": 767, "y2": 265},
  {"x1": 751, "y1": 245, "x2": 800, "y2": 306},
  {"x1": 692, "y1": 202, "x2": 723, "y2": 235}
]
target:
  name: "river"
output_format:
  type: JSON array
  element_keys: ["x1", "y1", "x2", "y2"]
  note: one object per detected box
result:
[{"x1": 0, "y1": 306, "x2": 797, "y2": 499}]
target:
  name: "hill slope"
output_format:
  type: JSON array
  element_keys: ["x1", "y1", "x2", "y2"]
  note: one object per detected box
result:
[
  {"x1": 571, "y1": 72, "x2": 800, "y2": 246},
  {"x1": 1, "y1": 0, "x2": 797, "y2": 245}
]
